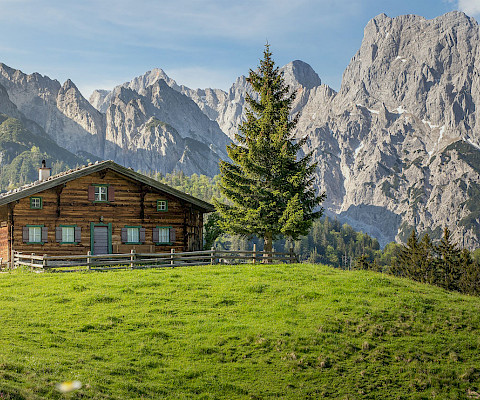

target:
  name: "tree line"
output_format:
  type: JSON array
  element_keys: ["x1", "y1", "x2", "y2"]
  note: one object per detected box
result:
[{"x1": 356, "y1": 228, "x2": 480, "y2": 296}]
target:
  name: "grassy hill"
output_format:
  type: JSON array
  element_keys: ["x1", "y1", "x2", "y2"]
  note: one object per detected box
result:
[{"x1": 0, "y1": 264, "x2": 479, "y2": 399}]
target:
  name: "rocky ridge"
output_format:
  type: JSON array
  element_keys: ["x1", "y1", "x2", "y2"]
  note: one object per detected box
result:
[
  {"x1": 293, "y1": 11, "x2": 480, "y2": 247},
  {"x1": 0, "y1": 64, "x2": 229, "y2": 176}
]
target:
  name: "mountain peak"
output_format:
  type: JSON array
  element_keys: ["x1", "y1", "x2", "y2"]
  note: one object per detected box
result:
[
  {"x1": 61, "y1": 79, "x2": 78, "y2": 91},
  {"x1": 281, "y1": 60, "x2": 321, "y2": 91}
]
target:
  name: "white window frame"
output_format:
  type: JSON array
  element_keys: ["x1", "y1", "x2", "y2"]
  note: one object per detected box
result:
[
  {"x1": 127, "y1": 227, "x2": 140, "y2": 243},
  {"x1": 62, "y1": 226, "x2": 75, "y2": 243},
  {"x1": 158, "y1": 227, "x2": 170, "y2": 244},
  {"x1": 94, "y1": 186, "x2": 108, "y2": 202},
  {"x1": 29, "y1": 226, "x2": 42, "y2": 243}
]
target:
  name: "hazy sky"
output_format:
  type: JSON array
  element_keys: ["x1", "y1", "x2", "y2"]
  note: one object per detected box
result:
[{"x1": 0, "y1": 0, "x2": 476, "y2": 97}]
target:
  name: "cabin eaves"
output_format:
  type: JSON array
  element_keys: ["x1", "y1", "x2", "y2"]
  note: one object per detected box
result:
[{"x1": 0, "y1": 160, "x2": 215, "y2": 212}]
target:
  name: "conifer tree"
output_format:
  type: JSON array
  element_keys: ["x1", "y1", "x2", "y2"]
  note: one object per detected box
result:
[
  {"x1": 435, "y1": 227, "x2": 461, "y2": 290},
  {"x1": 214, "y1": 44, "x2": 325, "y2": 254},
  {"x1": 457, "y1": 249, "x2": 479, "y2": 295},
  {"x1": 418, "y1": 233, "x2": 435, "y2": 284},
  {"x1": 354, "y1": 254, "x2": 370, "y2": 270},
  {"x1": 393, "y1": 229, "x2": 420, "y2": 278}
]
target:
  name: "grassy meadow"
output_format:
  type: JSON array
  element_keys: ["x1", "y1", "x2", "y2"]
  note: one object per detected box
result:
[{"x1": 0, "y1": 264, "x2": 479, "y2": 399}]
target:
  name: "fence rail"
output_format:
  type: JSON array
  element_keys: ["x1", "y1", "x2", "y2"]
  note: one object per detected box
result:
[{"x1": 12, "y1": 247, "x2": 299, "y2": 271}]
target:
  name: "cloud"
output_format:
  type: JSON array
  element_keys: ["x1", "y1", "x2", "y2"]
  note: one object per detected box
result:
[{"x1": 456, "y1": 0, "x2": 480, "y2": 15}]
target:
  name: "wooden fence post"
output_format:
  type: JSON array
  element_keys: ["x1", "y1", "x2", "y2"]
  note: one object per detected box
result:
[
  {"x1": 210, "y1": 247, "x2": 215, "y2": 265},
  {"x1": 289, "y1": 247, "x2": 294, "y2": 264},
  {"x1": 253, "y1": 243, "x2": 257, "y2": 264},
  {"x1": 170, "y1": 248, "x2": 175, "y2": 267},
  {"x1": 130, "y1": 249, "x2": 136, "y2": 269},
  {"x1": 87, "y1": 251, "x2": 92, "y2": 270},
  {"x1": 43, "y1": 254, "x2": 47, "y2": 269}
]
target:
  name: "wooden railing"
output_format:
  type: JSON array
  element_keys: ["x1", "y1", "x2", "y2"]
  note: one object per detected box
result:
[{"x1": 12, "y1": 248, "x2": 299, "y2": 271}]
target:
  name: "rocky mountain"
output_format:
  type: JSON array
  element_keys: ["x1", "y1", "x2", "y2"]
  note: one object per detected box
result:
[
  {"x1": 293, "y1": 11, "x2": 480, "y2": 248},
  {"x1": 0, "y1": 64, "x2": 229, "y2": 177},
  {"x1": 0, "y1": 81, "x2": 86, "y2": 189},
  {"x1": 91, "y1": 60, "x2": 321, "y2": 141}
]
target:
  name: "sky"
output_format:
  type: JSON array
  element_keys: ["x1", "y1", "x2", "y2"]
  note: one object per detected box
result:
[{"x1": 0, "y1": 0, "x2": 477, "y2": 98}]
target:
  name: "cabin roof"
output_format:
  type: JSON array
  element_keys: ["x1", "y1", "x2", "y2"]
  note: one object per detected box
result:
[{"x1": 0, "y1": 160, "x2": 215, "y2": 212}]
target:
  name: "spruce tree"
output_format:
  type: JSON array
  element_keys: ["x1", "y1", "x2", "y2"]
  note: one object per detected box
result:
[
  {"x1": 214, "y1": 45, "x2": 325, "y2": 254},
  {"x1": 435, "y1": 227, "x2": 461, "y2": 291},
  {"x1": 418, "y1": 233, "x2": 435, "y2": 284},
  {"x1": 394, "y1": 229, "x2": 420, "y2": 278},
  {"x1": 458, "y1": 249, "x2": 480, "y2": 295}
]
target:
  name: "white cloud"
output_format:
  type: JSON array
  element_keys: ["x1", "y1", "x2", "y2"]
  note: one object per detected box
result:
[{"x1": 456, "y1": 0, "x2": 480, "y2": 15}]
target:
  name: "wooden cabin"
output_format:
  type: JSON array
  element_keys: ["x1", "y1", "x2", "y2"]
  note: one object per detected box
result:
[{"x1": 0, "y1": 160, "x2": 214, "y2": 266}]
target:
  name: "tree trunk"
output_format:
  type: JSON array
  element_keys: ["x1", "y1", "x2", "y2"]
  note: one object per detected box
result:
[{"x1": 263, "y1": 232, "x2": 273, "y2": 263}]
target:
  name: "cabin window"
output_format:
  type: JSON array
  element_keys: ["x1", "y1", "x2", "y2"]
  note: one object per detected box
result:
[
  {"x1": 56, "y1": 225, "x2": 81, "y2": 244},
  {"x1": 127, "y1": 227, "x2": 139, "y2": 243},
  {"x1": 63, "y1": 227, "x2": 75, "y2": 243},
  {"x1": 30, "y1": 197, "x2": 42, "y2": 209},
  {"x1": 88, "y1": 185, "x2": 115, "y2": 202},
  {"x1": 94, "y1": 185, "x2": 108, "y2": 202},
  {"x1": 121, "y1": 226, "x2": 145, "y2": 244},
  {"x1": 158, "y1": 227, "x2": 169, "y2": 243},
  {"x1": 23, "y1": 225, "x2": 47, "y2": 244},
  {"x1": 29, "y1": 226, "x2": 42, "y2": 243},
  {"x1": 157, "y1": 200, "x2": 168, "y2": 211},
  {"x1": 153, "y1": 226, "x2": 175, "y2": 244}
]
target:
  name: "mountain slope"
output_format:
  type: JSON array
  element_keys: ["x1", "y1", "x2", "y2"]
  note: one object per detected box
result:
[
  {"x1": 0, "y1": 83, "x2": 85, "y2": 189},
  {"x1": 291, "y1": 11, "x2": 480, "y2": 248},
  {"x1": 0, "y1": 65, "x2": 228, "y2": 177}
]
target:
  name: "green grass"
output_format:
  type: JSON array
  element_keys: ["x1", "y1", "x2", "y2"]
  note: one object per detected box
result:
[{"x1": 1, "y1": 264, "x2": 480, "y2": 399}]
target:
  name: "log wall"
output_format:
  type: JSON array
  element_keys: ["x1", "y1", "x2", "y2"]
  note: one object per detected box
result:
[
  {"x1": 0, "y1": 204, "x2": 10, "y2": 264},
  {"x1": 0, "y1": 224, "x2": 8, "y2": 263},
  {"x1": 10, "y1": 169, "x2": 205, "y2": 258}
]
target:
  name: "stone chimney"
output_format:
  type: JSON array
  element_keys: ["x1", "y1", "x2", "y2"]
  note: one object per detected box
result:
[{"x1": 38, "y1": 160, "x2": 51, "y2": 181}]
